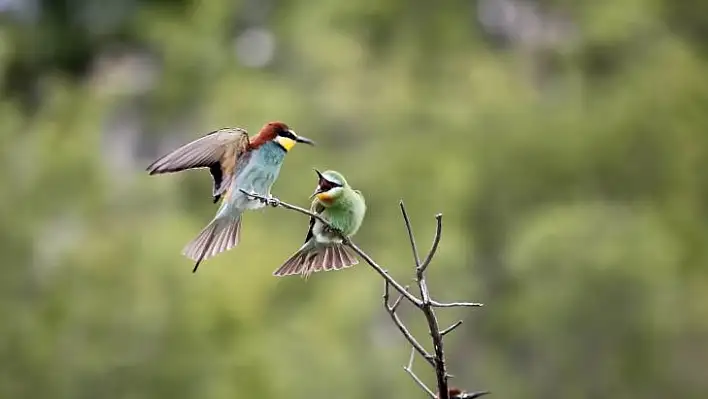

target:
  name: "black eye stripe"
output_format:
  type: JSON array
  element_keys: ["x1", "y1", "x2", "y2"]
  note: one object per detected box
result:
[
  {"x1": 279, "y1": 129, "x2": 296, "y2": 140},
  {"x1": 318, "y1": 178, "x2": 342, "y2": 190}
]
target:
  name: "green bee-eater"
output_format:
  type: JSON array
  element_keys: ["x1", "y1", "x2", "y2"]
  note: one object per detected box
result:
[
  {"x1": 273, "y1": 170, "x2": 366, "y2": 278},
  {"x1": 146, "y1": 121, "x2": 315, "y2": 272}
]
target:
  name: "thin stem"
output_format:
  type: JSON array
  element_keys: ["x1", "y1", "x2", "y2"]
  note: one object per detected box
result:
[
  {"x1": 430, "y1": 300, "x2": 484, "y2": 308},
  {"x1": 348, "y1": 239, "x2": 423, "y2": 307},
  {"x1": 440, "y1": 320, "x2": 463, "y2": 336},
  {"x1": 384, "y1": 282, "x2": 435, "y2": 367},
  {"x1": 399, "y1": 200, "x2": 422, "y2": 267},
  {"x1": 420, "y1": 214, "x2": 443, "y2": 273},
  {"x1": 391, "y1": 286, "x2": 410, "y2": 312},
  {"x1": 404, "y1": 348, "x2": 436, "y2": 399}
]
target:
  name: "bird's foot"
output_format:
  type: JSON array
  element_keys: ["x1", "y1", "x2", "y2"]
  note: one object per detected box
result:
[
  {"x1": 266, "y1": 195, "x2": 281, "y2": 207},
  {"x1": 244, "y1": 190, "x2": 262, "y2": 201},
  {"x1": 326, "y1": 225, "x2": 346, "y2": 238},
  {"x1": 243, "y1": 190, "x2": 280, "y2": 207}
]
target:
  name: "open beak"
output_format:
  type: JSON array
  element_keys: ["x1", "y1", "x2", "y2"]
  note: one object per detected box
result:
[
  {"x1": 310, "y1": 186, "x2": 325, "y2": 199},
  {"x1": 310, "y1": 169, "x2": 325, "y2": 198},
  {"x1": 290, "y1": 130, "x2": 316, "y2": 145}
]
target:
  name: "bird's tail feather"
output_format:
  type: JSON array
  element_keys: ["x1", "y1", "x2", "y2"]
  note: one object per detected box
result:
[
  {"x1": 183, "y1": 214, "x2": 242, "y2": 273},
  {"x1": 273, "y1": 242, "x2": 358, "y2": 279}
]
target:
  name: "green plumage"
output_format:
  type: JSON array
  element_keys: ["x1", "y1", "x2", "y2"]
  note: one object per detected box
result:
[{"x1": 274, "y1": 170, "x2": 366, "y2": 278}]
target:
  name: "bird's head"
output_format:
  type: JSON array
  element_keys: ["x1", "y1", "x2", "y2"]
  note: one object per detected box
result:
[
  {"x1": 440, "y1": 387, "x2": 490, "y2": 399},
  {"x1": 256, "y1": 121, "x2": 315, "y2": 151},
  {"x1": 311, "y1": 169, "x2": 348, "y2": 203}
]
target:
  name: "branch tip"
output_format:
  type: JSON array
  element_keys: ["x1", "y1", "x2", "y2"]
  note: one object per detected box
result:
[
  {"x1": 420, "y1": 213, "x2": 443, "y2": 273},
  {"x1": 441, "y1": 320, "x2": 463, "y2": 336},
  {"x1": 430, "y1": 300, "x2": 484, "y2": 308},
  {"x1": 399, "y1": 201, "x2": 422, "y2": 268}
]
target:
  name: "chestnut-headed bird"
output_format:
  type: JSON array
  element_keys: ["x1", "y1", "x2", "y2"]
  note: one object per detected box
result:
[
  {"x1": 273, "y1": 170, "x2": 366, "y2": 278},
  {"x1": 146, "y1": 121, "x2": 315, "y2": 272},
  {"x1": 440, "y1": 388, "x2": 490, "y2": 399}
]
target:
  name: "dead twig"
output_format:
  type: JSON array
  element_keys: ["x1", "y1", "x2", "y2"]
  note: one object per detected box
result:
[
  {"x1": 440, "y1": 320, "x2": 464, "y2": 336},
  {"x1": 398, "y1": 201, "x2": 449, "y2": 398},
  {"x1": 404, "y1": 348, "x2": 436, "y2": 399},
  {"x1": 384, "y1": 281, "x2": 435, "y2": 367}
]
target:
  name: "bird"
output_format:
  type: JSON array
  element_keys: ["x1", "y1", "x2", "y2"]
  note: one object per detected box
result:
[
  {"x1": 146, "y1": 121, "x2": 316, "y2": 272},
  {"x1": 273, "y1": 169, "x2": 366, "y2": 278},
  {"x1": 440, "y1": 387, "x2": 490, "y2": 399}
]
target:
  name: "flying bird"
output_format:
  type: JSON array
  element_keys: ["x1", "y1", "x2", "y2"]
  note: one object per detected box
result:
[
  {"x1": 273, "y1": 170, "x2": 366, "y2": 278},
  {"x1": 146, "y1": 121, "x2": 315, "y2": 272}
]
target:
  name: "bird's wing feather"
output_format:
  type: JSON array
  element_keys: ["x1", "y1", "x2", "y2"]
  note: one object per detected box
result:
[
  {"x1": 146, "y1": 127, "x2": 250, "y2": 203},
  {"x1": 304, "y1": 199, "x2": 325, "y2": 244},
  {"x1": 146, "y1": 128, "x2": 248, "y2": 174},
  {"x1": 212, "y1": 131, "x2": 251, "y2": 202}
]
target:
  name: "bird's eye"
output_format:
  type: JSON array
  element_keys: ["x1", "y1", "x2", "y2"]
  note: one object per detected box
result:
[
  {"x1": 319, "y1": 178, "x2": 342, "y2": 191},
  {"x1": 279, "y1": 129, "x2": 296, "y2": 140},
  {"x1": 319, "y1": 180, "x2": 332, "y2": 191}
]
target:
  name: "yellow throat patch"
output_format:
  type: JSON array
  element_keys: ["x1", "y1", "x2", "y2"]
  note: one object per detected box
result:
[
  {"x1": 274, "y1": 136, "x2": 297, "y2": 152},
  {"x1": 316, "y1": 192, "x2": 334, "y2": 203}
]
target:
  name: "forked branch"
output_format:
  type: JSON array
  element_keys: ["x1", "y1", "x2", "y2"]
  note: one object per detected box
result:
[{"x1": 240, "y1": 190, "x2": 487, "y2": 399}]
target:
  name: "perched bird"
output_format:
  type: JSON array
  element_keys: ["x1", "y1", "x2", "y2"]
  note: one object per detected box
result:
[
  {"x1": 273, "y1": 169, "x2": 366, "y2": 278},
  {"x1": 146, "y1": 121, "x2": 315, "y2": 272}
]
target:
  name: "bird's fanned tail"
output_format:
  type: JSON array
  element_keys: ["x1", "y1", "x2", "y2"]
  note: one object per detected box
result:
[
  {"x1": 273, "y1": 242, "x2": 358, "y2": 279},
  {"x1": 183, "y1": 214, "x2": 242, "y2": 272}
]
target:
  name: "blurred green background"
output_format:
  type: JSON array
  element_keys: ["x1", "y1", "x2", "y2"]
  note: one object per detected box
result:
[{"x1": 1, "y1": 0, "x2": 708, "y2": 398}]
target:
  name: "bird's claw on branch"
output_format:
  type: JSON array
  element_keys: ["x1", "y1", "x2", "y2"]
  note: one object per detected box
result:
[
  {"x1": 326, "y1": 225, "x2": 345, "y2": 237},
  {"x1": 266, "y1": 195, "x2": 281, "y2": 207},
  {"x1": 241, "y1": 190, "x2": 281, "y2": 207},
  {"x1": 243, "y1": 190, "x2": 262, "y2": 202}
]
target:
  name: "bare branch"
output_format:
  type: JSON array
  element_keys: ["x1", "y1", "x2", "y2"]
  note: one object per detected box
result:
[
  {"x1": 383, "y1": 279, "x2": 390, "y2": 302},
  {"x1": 348, "y1": 239, "x2": 423, "y2": 307},
  {"x1": 430, "y1": 300, "x2": 485, "y2": 308},
  {"x1": 384, "y1": 281, "x2": 435, "y2": 367},
  {"x1": 420, "y1": 213, "x2": 443, "y2": 273},
  {"x1": 440, "y1": 320, "x2": 463, "y2": 336},
  {"x1": 399, "y1": 201, "x2": 450, "y2": 398},
  {"x1": 391, "y1": 285, "x2": 410, "y2": 312},
  {"x1": 399, "y1": 200, "x2": 422, "y2": 267},
  {"x1": 240, "y1": 189, "x2": 330, "y2": 225},
  {"x1": 404, "y1": 348, "x2": 436, "y2": 399}
]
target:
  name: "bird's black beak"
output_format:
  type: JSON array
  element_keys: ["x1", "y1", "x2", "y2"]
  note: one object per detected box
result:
[
  {"x1": 291, "y1": 130, "x2": 315, "y2": 145},
  {"x1": 295, "y1": 136, "x2": 315, "y2": 145},
  {"x1": 310, "y1": 185, "x2": 325, "y2": 199},
  {"x1": 310, "y1": 169, "x2": 325, "y2": 198}
]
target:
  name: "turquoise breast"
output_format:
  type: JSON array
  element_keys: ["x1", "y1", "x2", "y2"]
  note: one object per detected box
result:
[{"x1": 234, "y1": 141, "x2": 287, "y2": 195}]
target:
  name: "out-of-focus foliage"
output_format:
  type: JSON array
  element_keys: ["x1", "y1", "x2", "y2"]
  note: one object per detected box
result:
[{"x1": 1, "y1": 0, "x2": 707, "y2": 398}]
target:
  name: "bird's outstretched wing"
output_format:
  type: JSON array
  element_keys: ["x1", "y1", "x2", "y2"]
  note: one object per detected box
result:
[
  {"x1": 146, "y1": 128, "x2": 250, "y2": 203},
  {"x1": 304, "y1": 199, "x2": 326, "y2": 244}
]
